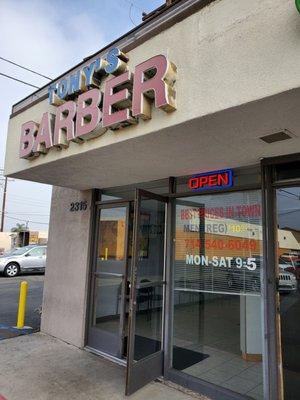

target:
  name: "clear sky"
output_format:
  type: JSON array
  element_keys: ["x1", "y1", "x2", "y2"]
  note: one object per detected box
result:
[{"x1": 0, "y1": 0, "x2": 164, "y2": 232}]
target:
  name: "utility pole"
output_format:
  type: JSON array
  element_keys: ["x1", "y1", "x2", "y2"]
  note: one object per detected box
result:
[{"x1": 0, "y1": 176, "x2": 7, "y2": 232}]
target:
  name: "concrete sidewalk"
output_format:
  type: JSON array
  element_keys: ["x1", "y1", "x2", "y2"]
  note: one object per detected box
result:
[{"x1": 0, "y1": 333, "x2": 207, "y2": 400}]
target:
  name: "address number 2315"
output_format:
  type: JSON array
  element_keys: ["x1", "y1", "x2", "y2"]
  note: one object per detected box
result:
[{"x1": 70, "y1": 201, "x2": 88, "y2": 212}]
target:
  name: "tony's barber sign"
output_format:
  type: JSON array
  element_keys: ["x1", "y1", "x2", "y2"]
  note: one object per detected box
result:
[{"x1": 19, "y1": 48, "x2": 177, "y2": 159}]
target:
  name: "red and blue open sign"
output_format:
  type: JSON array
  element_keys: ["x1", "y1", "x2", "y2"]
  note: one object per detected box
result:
[{"x1": 188, "y1": 169, "x2": 233, "y2": 191}]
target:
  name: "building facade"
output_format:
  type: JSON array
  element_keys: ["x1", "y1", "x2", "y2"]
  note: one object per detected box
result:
[
  {"x1": 4, "y1": 1, "x2": 300, "y2": 399},
  {"x1": 0, "y1": 232, "x2": 13, "y2": 254}
]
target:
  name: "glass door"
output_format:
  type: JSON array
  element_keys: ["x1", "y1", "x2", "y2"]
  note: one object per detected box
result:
[
  {"x1": 126, "y1": 189, "x2": 168, "y2": 395},
  {"x1": 87, "y1": 203, "x2": 129, "y2": 359},
  {"x1": 276, "y1": 186, "x2": 300, "y2": 399}
]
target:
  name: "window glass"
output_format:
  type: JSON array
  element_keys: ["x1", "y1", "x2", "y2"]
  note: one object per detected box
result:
[
  {"x1": 133, "y1": 197, "x2": 165, "y2": 361},
  {"x1": 276, "y1": 162, "x2": 300, "y2": 181},
  {"x1": 92, "y1": 206, "x2": 127, "y2": 345},
  {"x1": 176, "y1": 166, "x2": 261, "y2": 194},
  {"x1": 98, "y1": 207, "x2": 127, "y2": 261},
  {"x1": 100, "y1": 194, "x2": 122, "y2": 201},
  {"x1": 28, "y1": 247, "x2": 45, "y2": 257},
  {"x1": 277, "y1": 187, "x2": 300, "y2": 400},
  {"x1": 172, "y1": 190, "x2": 264, "y2": 399},
  {"x1": 9, "y1": 246, "x2": 32, "y2": 256}
]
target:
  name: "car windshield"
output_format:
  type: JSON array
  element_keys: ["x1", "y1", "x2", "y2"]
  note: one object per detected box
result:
[
  {"x1": 280, "y1": 258, "x2": 300, "y2": 267},
  {"x1": 294, "y1": 260, "x2": 300, "y2": 267},
  {"x1": 8, "y1": 246, "x2": 33, "y2": 256},
  {"x1": 279, "y1": 258, "x2": 292, "y2": 264}
]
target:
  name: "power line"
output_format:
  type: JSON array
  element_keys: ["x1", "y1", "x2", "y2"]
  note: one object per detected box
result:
[
  {"x1": 8, "y1": 199, "x2": 49, "y2": 208},
  {"x1": 129, "y1": 3, "x2": 137, "y2": 26},
  {"x1": 0, "y1": 169, "x2": 50, "y2": 229},
  {"x1": 278, "y1": 209, "x2": 300, "y2": 215},
  {"x1": 0, "y1": 56, "x2": 52, "y2": 80},
  {"x1": 123, "y1": 0, "x2": 146, "y2": 13},
  {"x1": 279, "y1": 188, "x2": 300, "y2": 199},
  {"x1": 7, "y1": 193, "x2": 50, "y2": 204},
  {"x1": 0, "y1": 72, "x2": 39, "y2": 89},
  {"x1": 1, "y1": 194, "x2": 50, "y2": 207},
  {"x1": 278, "y1": 192, "x2": 300, "y2": 201},
  {"x1": 8, "y1": 197, "x2": 49, "y2": 206},
  {"x1": 0, "y1": 211, "x2": 49, "y2": 217},
  {"x1": 5, "y1": 215, "x2": 49, "y2": 225}
]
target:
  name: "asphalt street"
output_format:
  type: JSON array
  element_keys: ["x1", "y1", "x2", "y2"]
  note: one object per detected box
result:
[{"x1": 0, "y1": 275, "x2": 44, "y2": 331}]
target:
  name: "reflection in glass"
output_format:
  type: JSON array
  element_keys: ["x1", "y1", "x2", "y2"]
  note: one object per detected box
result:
[
  {"x1": 93, "y1": 275, "x2": 123, "y2": 332},
  {"x1": 133, "y1": 197, "x2": 165, "y2": 361},
  {"x1": 172, "y1": 191, "x2": 264, "y2": 400},
  {"x1": 277, "y1": 187, "x2": 300, "y2": 400},
  {"x1": 134, "y1": 284, "x2": 163, "y2": 360},
  {"x1": 98, "y1": 207, "x2": 127, "y2": 261},
  {"x1": 89, "y1": 206, "x2": 128, "y2": 358}
]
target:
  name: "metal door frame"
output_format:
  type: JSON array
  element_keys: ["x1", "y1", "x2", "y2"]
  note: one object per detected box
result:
[
  {"x1": 262, "y1": 153, "x2": 300, "y2": 400},
  {"x1": 86, "y1": 201, "x2": 130, "y2": 359},
  {"x1": 125, "y1": 188, "x2": 168, "y2": 395}
]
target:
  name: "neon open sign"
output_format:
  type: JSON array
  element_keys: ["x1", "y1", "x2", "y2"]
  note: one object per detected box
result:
[{"x1": 188, "y1": 169, "x2": 233, "y2": 191}]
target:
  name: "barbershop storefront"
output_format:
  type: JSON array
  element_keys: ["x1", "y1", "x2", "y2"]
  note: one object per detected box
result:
[
  {"x1": 4, "y1": 1, "x2": 300, "y2": 400},
  {"x1": 85, "y1": 162, "x2": 300, "y2": 400}
]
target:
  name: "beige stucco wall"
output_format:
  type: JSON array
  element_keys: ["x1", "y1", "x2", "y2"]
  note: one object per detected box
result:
[
  {"x1": 0, "y1": 232, "x2": 12, "y2": 252},
  {"x1": 5, "y1": 0, "x2": 300, "y2": 181},
  {"x1": 41, "y1": 187, "x2": 92, "y2": 347},
  {"x1": 38, "y1": 231, "x2": 48, "y2": 239}
]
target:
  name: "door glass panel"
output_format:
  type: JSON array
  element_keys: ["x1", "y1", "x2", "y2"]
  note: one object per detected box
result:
[
  {"x1": 93, "y1": 274, "x2": 123, "y2": 331},
  {"x1": 134, "y1": 284, "x2": 164, "y2": 360},
  {"x1": 98, "y1": 207, "x2": 126, "y2": 262},
  {"x1": 133, "y1": 198, "x2": 165, "y2": 361},
  {"x1": 172, "y1": 191, "x2": 264, "y2": 400},
  {"x1": 277, "y1": 187, "x2": 300, "y2": 400},
  {"x1": 126, "y1": 191, "x2": 166, "y2": 396},
  {"x1": 88, "y1": 205, "x2": 128, "y2": 358}
]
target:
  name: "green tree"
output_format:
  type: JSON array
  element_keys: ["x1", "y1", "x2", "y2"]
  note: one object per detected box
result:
[{"x1": 10, "y1": 223, "x2": 28, "y2": 233}]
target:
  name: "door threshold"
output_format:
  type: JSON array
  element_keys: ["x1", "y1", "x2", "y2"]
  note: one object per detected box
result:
[{"x1": 85, "y1": 346, "x2": 126, "y2": 367}]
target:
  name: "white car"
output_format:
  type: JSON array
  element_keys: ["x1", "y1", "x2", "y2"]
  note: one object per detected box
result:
[
  {"x1": 0, "y1": 245, "x2": 47, "y2": 277},
  {"x1": 278, "y1": 266, "x2": 297, "y2": 293}
]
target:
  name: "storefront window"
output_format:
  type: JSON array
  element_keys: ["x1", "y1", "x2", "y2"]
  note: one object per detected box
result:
[
  {"x1": 277, "y1": 186, "x2": 300, "y2": 400},
  {"x1": 172, "y1": 190, "x2": 264, "y2": 399}
]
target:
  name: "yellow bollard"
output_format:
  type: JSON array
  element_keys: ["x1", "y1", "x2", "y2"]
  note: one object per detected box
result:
[
  {"x1": 16, "y1": 281, "x2": 28, "y2": 329},
  {"x1": 105, "y1": 247, "x2": 108, "y2": 260}
]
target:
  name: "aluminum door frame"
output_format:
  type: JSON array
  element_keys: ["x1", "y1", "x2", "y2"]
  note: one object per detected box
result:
[
  {"x1": 125, "y1": 189, "x2": 168, "y2": 395},
  {"x1": 87, "y1": 201, "x2": 130, "y2": 359},
  {"x1": 262, "y1": 154, "x2": 300, "y2": 400}
]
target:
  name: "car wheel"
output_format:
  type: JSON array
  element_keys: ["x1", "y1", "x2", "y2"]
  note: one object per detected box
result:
[{"x1": 4, "y1": 263, "x2": 20, "y2": 277}]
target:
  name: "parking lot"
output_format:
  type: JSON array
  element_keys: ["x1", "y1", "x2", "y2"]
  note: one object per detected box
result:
[{"x1": 0, "y1": 275, "x2": 44, "y2": 331}]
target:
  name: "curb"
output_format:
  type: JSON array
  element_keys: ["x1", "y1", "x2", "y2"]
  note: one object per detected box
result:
[{"x1": 0, "y1": 323, "x2": 33, "y2": 340}]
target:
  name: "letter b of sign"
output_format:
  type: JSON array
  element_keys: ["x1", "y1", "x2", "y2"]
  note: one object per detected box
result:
[{"x1": 19, "y1": 121, "x2": 39, "y2": 159}]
